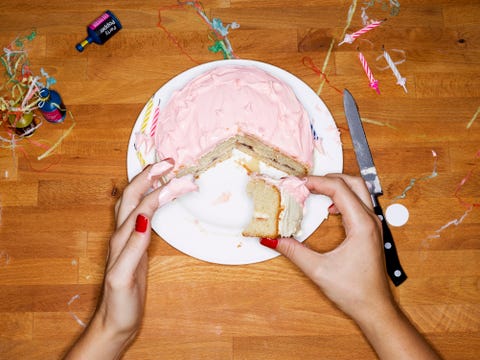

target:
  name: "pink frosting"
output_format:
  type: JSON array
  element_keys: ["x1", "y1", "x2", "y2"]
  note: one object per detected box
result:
[
  {"x1": 157, "y1": 174, "x2": 198, "y2": 208},
  {"x1": 256, "y1": 175, "x2": 310, "y2": 206},
  {"x1": 148, "y1": 158, "x2": 175, "y2": 181},
  {"x1": 276, "y1": 177, "x2": 310, "y2": 205},
  {"x1": 153, "y1": 66, "x2": 314, "y2": 174}
]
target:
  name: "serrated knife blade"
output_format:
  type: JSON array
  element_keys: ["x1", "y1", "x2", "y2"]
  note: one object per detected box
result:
[{"x1": 343, "y1": 89, "x2": 407, "y2": 286}]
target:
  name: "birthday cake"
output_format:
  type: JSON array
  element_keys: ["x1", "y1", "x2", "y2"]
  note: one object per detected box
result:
[{"x1": 135, "y1": 64, "x2": 315, "y2": 238}]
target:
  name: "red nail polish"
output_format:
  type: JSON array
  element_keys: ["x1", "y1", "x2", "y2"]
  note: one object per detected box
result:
[
  {"x1": 260, "y1": 237, "x2": 278, "y2": 249},
  {"x1": 328, "y1": 203, "x2": 335, "y2": 211},
  {"x1": 135, "y1": 214, "x2": 148, "y2": 233}
]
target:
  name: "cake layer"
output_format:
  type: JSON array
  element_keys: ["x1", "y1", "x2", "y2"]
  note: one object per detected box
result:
[{"x1": 177, "y1": 134, "x2": 308, "y2": 178}]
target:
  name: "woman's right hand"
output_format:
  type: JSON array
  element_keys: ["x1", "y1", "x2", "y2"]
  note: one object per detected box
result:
[
  {"x1": 262, "y1": 174, "x2": 393, "y2": 322},
  {"x1": 261, "y1": 174, "x2": 441, "y2": 359}
]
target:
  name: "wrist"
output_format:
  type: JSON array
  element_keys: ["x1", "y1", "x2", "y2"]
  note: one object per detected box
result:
[
  {"x1": 352, "y1": 296, "x2": 400, "y2": 335},
  {"x1": 65, "y1": 314, "x2": 134, "y2": 360}
]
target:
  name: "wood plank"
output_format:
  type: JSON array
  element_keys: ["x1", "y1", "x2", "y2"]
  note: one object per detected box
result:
[{"x1": 0, "y1": 258, "x2": 78, "y2": 285}]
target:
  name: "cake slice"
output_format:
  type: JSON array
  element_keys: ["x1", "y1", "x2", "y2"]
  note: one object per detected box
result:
[
  {"x1": 243, "y1": 178, "x2": 282, "y2": 238},
  {"x1": 243, "y1": 175, "x2": 309, "y2": 239}
]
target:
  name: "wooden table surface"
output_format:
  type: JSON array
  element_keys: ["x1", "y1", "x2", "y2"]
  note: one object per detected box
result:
[{"x1": 0, "y1": 0, "x2": 479, "y2": 359}]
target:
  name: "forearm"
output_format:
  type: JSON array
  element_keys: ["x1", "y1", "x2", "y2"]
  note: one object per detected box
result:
[
  {"x1": 64, "y1": 317, "x2": 132, "y2": 360},
  {"x1": 355, "y1": 302, "x2": 441, "y2": 360}
]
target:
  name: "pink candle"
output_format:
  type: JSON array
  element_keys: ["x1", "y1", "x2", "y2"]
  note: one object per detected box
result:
[
  {"x1": 339, "y1": 20, "x2": 384, "y2": 45},
  {"x1": 149, "y1": 100, "x2": 161, "y2": 138},
  {"x1": 358, "y1": 51, "x2": 380, "y2": 94}
]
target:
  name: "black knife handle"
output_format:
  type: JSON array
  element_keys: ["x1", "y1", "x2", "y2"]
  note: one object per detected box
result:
[{"x1": 373, "y1": 201, "x2": 408, "y2": 287}]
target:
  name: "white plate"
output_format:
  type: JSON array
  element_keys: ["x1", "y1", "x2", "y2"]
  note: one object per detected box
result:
[{"x1": 127, "y1": 59, "x2": 342, "y2": 265}]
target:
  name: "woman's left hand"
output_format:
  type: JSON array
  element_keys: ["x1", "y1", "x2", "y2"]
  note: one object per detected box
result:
[{"x1": 65, "y1": 164, "x2": 171, "y2": 359}]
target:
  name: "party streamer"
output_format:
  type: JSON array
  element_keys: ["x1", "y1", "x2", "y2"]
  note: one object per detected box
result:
[
  {"x1": 466, "y1": 106, "x2": 479, "y2": 129},
  {"x1": 453, "y1": 150, "x2": 480, "y2": 208},
  {"x1": 1, "y1": 30, "x2": 74, "y2": 169},
  {"x1": 67, "y1": 294, "x2": 87, "y2": 328},
  {"x1": 158, "y1": 1, "x2": 239, "y2": 61},
  {"x1": 361, "y1": 117, "x2": 397, "y2": 129},
  {"x1": 425, "y1": 207, "x2": 473, "y2": 240},
  {"x1": 424, "y1": 151, "x2": 479, "y2": 241},
  {"x1": 361, "y1": 0, "x2": 401, "y2": 25},
  {"x1": 316, "y1": 0, "x2": 357, "y2": 95},
  {"x1": 302, "y1": 57, "x2": 342, "y2": 95},
  {"x1": 37, "y1": 112, "x2": 76, "y2": 160},
  {"x1": 394, "y1": 150, "x2": 438, "y2": 200}
]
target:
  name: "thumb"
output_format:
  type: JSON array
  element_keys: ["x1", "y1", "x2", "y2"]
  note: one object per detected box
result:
[{"x1": 260, "y1": 237, "x2": 323, "y2": 280}]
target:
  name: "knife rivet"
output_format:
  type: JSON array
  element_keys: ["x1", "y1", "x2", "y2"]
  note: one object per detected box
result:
[
  {"x1": 394, "y1": 270, "x2": 402, "y2": 277},
  {"x1": 384, "y1": 242, "x2": 392, "y2": 249}
]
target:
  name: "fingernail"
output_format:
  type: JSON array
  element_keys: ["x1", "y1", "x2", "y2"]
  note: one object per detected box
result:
[
  {"x1": 328, "y1": 203, "x2": 339, "y2": 214},
  {"x1": 135, "y1": 214, "x2": 148, "y2": 233},
  {"x1": 260, "y1": 237, "x2": 278, "y2": 249}
]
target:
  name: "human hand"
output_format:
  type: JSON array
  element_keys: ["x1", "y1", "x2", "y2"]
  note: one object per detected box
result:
[
  {"x1": 65, "y1": 161, "x2": 173, "y2": 359},
  {"x1": 260, "y1": 174, "x2": 393, "y2": 323},
  {"x1": 260, "y1": 174, "x2": 441, "y2": 359}
]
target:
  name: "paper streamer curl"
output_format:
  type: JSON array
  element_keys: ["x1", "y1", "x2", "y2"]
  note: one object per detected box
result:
[
  {"x1": 67, "y1": 294, "x2": 87, "y2": 328},
  {"x1": 394, "y1": 150, "x2": 438, "y2": 200}
]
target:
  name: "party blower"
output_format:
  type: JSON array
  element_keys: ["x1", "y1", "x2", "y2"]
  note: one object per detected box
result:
[
  {"x1": 343, "y1": 89, "x2": 407, "y2": 286},
  {"x1": 76, "y1": 10, "x2": 122, "y2": 52}
]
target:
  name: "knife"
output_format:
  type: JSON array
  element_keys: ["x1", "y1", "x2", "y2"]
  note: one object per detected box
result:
[{"x1": 343, "y1": 89, "x2": 407, "y2": 287}]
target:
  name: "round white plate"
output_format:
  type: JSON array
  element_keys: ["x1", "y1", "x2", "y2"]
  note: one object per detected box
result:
[{"x1": 127, "y1": 59, "x2": 342, "y2": 265}]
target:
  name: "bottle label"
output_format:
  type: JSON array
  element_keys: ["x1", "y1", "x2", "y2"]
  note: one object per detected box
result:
[
  {"x1": 89, "y1": 13, "x2": 111, "y2": 30},
  {"x1": 88, "y1": 12, "x2": 121, "y2": 43},
  {"x1": 41, "y1": 108, "x2": 65, "y2": 123}
]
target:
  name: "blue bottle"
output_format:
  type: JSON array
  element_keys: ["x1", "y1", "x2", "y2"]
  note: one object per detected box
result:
[
  {"x1": 38, "y1": 88, "x2": 67, "y2": 123},
  {"x1": 76, "y1": 10, "x2": 122, "y2": 52}
]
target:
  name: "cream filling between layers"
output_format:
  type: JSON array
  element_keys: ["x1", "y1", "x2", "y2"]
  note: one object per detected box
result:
[{"x1": 279, "y1": 190, "x2": 304, "y2": 237}]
